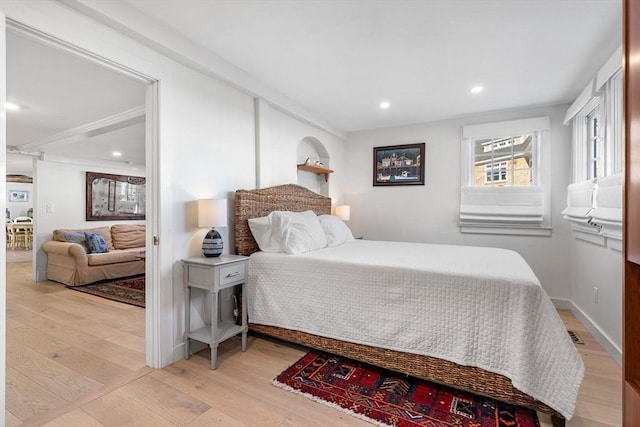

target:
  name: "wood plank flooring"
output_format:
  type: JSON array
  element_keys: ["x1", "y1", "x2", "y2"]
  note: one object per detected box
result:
[{"x1": 5, "y1": 261, "x2": 622, "y2": 426}]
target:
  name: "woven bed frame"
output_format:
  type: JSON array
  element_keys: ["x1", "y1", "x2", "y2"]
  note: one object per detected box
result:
[{"x1": 234, "y1": 184, "x2": 565, "y2": 426}]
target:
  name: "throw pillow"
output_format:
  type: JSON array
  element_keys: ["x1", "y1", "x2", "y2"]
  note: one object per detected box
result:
[
  {"x1": 318, "y1": 215, "x2": 355, "y2": 247},
  {"x1": 272, "y1": 210, "x2": 327, "y2": 254},
  {"x1": 63, "y1": 231, "x2": 90, "y2": 253},
  {"x1": 85, "y1": 232, "x2": 109, "y2": 254},
  {"x1": 248, "y1": 213, "x2": 285, "y2": 252}
]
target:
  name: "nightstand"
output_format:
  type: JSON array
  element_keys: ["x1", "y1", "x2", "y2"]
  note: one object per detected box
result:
[{"x1": 182, "y1": 255, "x2": 249, "y2": 369}]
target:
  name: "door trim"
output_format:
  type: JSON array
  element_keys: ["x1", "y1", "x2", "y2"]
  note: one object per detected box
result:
[{"x1": 3, "y1": 19, "x2": 162, "y2": 370}]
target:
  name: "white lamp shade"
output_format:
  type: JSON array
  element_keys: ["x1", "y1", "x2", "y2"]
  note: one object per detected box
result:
[
  {"x1": 197, "y1": 199, "x2": 228, "y2": 228},
  {"x1": 335, "y1": 205, "x2": 350, "y2": 221}
]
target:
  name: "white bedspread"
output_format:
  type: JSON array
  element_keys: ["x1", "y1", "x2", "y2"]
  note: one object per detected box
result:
[{"x1": 247, "y1": 240, "x2": 584, "y2": 419}]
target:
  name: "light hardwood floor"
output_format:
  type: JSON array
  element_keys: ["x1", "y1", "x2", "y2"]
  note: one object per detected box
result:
[{"x1": 6, "y1": 261, "x2": 622, "y2": 426}]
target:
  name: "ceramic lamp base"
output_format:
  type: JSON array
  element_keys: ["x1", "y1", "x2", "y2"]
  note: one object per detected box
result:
[{"x1": 202, "y1": 228, "x2": 223, "y2": 257}]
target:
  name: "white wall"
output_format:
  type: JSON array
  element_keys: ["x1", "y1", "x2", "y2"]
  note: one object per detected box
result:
[
  {"x1": 34, "y1": 159, "x2": 144, "y2": 281},
  {"x1": 345, "y1": 104, "x2": 573, "y2": 300},
  {"x1": 6, "y1": 182, "x2": 32, "y2": 219},
  {"x1": 0, "y1": 0, "x2": 346, "y2": 368},
  {"x1": 570, "y1": 240, "x2": 622, "y2": 361},
  {"x1": 260, "y1": 106, "x2": 346, "y2": 203}
]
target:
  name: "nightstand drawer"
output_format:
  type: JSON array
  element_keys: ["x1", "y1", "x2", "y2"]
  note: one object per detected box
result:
[
  {"x1": 185, "y1": 265, "x2": 213, "y2": 290},
  {"x1": 219, "y1": 262, "x2": 246, "y2": 287}
]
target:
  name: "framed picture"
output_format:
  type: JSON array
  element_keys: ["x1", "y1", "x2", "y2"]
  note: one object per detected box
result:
[
  {"x1": 86, "y1": 172, "x2": 146, "y2": 221},
  {"x1": 373, "y1": 143, "x2": 425, "y2": 186},
  {"x1": 9, "y1": 190, "x2": 29, "y2": 202}
]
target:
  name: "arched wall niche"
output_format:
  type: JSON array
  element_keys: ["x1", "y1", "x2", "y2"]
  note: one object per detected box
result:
[{"x1": 296, "y1": 136, "x2": 330, "y2": 196}]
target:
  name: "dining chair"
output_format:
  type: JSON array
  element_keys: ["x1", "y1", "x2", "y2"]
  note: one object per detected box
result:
[
  {"x1": 13, "y1": 218, "x2": 33, "y2": 250},
  {"x1": 5, "y1": 219, "x2": 15, "y2": 250},
  {"x1": 14, "y1": 216, "x2": 33, "y2": 223}
]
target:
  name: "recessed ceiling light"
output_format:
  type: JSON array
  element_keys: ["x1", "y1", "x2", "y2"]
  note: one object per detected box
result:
[
  {"x1": 470, "y1": 86, "x2": 484, "y2": 94},
  {"x1": 112, "y1": 151, "x2": 122, "y2": 157},
  {"x1": 379, "y1": 101, "x2": 390, "y2": 109},
  {"x1": 5, "y1": 102, "x2": 20, "y2": 110}
]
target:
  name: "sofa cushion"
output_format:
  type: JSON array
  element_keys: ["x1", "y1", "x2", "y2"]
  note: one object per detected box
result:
[
  {"x1": 111, "y1": 224, "x2": 145, "y2": 249},
  {"x1": 53, "y1": 226, "x2": 115, "y2": 251},
  {"x1": 87, "y1": 249, "x2": 144, "y2": 266},
  {"x1": 85, "y1": 232, "x2": 109, "y2": 254},
  {"x1": 62, "y1": 231, "x2": 89, "y2": 253}
]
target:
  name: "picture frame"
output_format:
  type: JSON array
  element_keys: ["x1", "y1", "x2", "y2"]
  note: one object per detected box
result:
[
  {"x1": 373, "y1": 142, "x2": 425, "y2": 186},
  {"x1": 86, "y1": 172, "x2": 146, "y2": 221},
  {"x1": 9, "y1": 190, "x2": 29, "y2": 202}
]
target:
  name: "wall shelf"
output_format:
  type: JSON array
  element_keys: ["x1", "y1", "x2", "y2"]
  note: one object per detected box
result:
[{"x1": 297, "y1": 164, "x2": 334, "y2": 182}]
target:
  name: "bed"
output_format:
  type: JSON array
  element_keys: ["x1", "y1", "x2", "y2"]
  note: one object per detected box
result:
[{"x1": 234, "y1": 184, "x2": 583, "y2": 426}]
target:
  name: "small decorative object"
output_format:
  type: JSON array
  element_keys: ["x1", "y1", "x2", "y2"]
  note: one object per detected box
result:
[
  {"x1": 315, "y1": 161, "x2": 324, "y2": 167},
  {"x1": 373, "y1": 143, "x2": 425, "y2": 186},
  {"x1": 197, "y1": 199, "x2": 228, "y2": 257},
  {"x1": 304, "y1": 157, "x2": 311, "y2": 165}
]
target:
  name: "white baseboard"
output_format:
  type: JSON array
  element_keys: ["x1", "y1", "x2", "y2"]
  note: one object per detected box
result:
[
  {"x1": 551, "y1": 299, "x2": 622, "y2": 366},
  {"x1": 550, "y1": 298, "x2": 572, "y2": 310}
]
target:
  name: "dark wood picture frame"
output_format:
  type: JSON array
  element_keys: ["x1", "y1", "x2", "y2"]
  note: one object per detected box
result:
[
  {"x1": 373, "y1": 143, "x2": 425, "y2": 186},
  {"x1": 86, "y1": 172, "x2": 146, "y2": 221}
]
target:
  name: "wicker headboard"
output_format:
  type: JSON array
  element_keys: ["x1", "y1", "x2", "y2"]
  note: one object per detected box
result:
[{"x1": 234, "y1": 184, "x2": 332, "y2": 256}]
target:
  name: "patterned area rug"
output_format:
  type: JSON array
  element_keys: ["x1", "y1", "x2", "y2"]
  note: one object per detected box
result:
[
  {"x1": 274, "y1": 350, "x2": 539, "y2": 427},
  {"x1": 70, "y1": 275, "x2": 145, "y2": 308}
]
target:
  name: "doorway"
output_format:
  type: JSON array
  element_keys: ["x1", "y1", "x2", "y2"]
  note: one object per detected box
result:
[{"x1": 2, "y1": 20, "x2": 160, "y2": 423}]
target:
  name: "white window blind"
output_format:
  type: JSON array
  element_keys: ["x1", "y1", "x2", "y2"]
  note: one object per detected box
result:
[
  {"x1": 460, "y1": 186, "x2": 544, "y2": 224},
  {"x1": 562, "y1": 180, "x2": 594, "y2": 221},
  {"x1": 561, "y1": 179, "x2": 597, "y2": 236},
  {"x1": 590, "y1": 173, "x2": 622, "y2": 240}
]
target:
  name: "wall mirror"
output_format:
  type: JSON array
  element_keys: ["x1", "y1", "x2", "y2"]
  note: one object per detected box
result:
[{"x1": 86, "y1": 172, "x2": 146, "y2": 221}]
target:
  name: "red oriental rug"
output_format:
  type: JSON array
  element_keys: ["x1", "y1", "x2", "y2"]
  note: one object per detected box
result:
[
  {"x1": 70, "y1": 275, "x2": 145, "y2": 308},
  {"x1": 273, "y1": 350, "x2": 539, "y2": 427}
]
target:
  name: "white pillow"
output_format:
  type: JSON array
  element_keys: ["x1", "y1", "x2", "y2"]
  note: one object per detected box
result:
[
  {"x1": 272, "y1": 210, "x2": 327, "y2": 254},
  {"x1": 318, "y1": 215, "x2": 355, "y2": 247},
  {"x1": 248, "y1": 213, "x2": 284, "y2": 252}
]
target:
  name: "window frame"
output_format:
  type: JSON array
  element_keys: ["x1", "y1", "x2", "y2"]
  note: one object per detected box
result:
[
  {"x1": 586, "y1": 105, "x2": 603, "y2": 180},
  {"x1": 460, "y1": 116, "x2": 551, "y2": 236}
]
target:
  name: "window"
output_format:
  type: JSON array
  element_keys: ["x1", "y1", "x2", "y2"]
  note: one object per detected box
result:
[
  {"x1": 460, "y1": 116, "x2": 551, "y2": 236},
  {"x1": 586, "y1": 107, "x2": 603, "y2": 179},
  {"x1": 475, "y1": 135, "x2": 533, "y2": 186},
  {"x1": 483, "y1": 161, "x2": 508, "y2": 184},
  {"x1": 562, "y1": 47, "x2": 623, "y2": 248}
]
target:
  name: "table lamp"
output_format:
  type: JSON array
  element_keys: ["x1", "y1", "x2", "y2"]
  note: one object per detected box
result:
[
  {"x1": 198, "y1": 199, "x2": 227, "y2": 257},
  {"x1": 335, "y1": 205, "x2": 351, "y2": 221}
]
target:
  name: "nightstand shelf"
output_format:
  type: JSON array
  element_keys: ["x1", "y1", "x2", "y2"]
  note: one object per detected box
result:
[
  {"x1": 189, "y1": 320, "x2": 243, "y2": 345},
  {"x1": 183, "y1": 255, "x2": 249, "y2": 370},
  {"x1": 297, "y1": 163, "x2": 334, "y2": 182}
]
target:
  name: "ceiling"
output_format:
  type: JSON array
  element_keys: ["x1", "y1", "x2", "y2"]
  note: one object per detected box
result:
[
  {"x1": 6, "y1": 0, "x2": 622, "y2": 172},
  {"x1": 122, "y1": 0, "x2": 622, "y2": 131},
  {"x1": 6, "y1": 30, "x2": 146, "y2": 173}
]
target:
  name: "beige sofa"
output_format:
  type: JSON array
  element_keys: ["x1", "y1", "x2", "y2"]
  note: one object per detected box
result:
[{"x1": 42, "y1": 224, "x2": 145, "y2": 286}]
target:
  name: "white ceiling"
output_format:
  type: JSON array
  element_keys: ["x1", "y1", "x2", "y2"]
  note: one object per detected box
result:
[
  {"x1": 6, "y1": 30, "x2": 146, "y2": 173},
  {"x1": 5, "y1": 0, "x2": 622, "y2": 172},
  {"x1": 123, "y1": 0, "x2": 622, "y2": 131}
]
